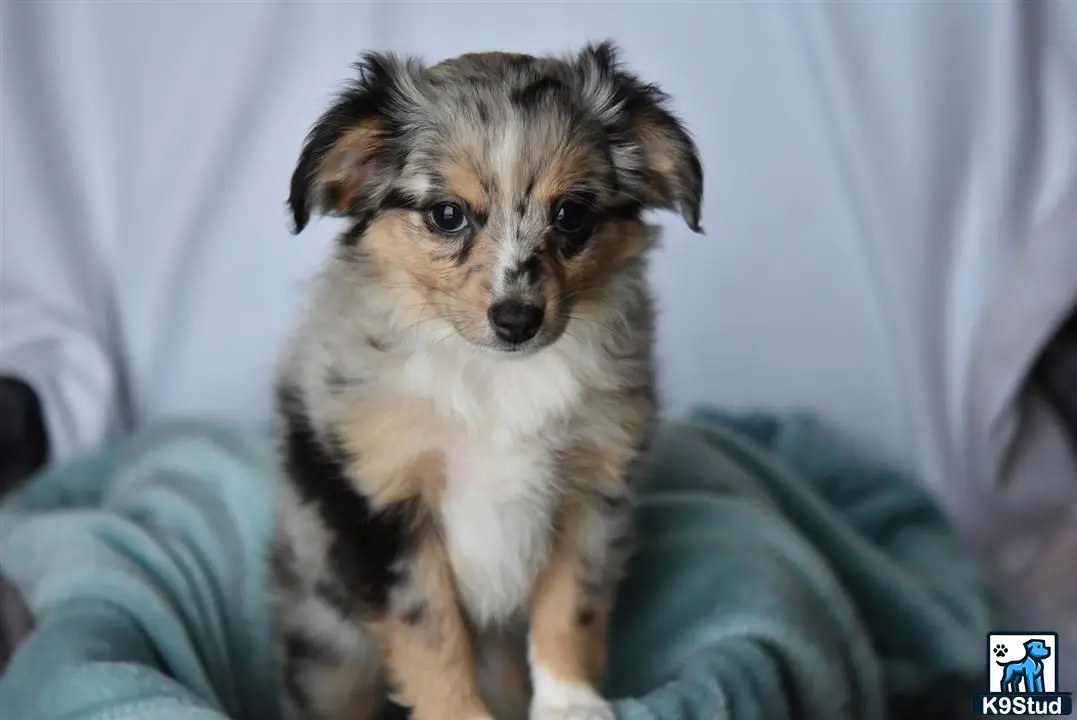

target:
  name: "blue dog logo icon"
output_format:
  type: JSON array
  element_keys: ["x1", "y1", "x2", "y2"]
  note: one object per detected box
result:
[
  {"x1": 976, "y1": 632, "x2": 1072, "y2": 715},
  {"x1": 997, "y1": 638, "x2": 1051, "y2": 693}
]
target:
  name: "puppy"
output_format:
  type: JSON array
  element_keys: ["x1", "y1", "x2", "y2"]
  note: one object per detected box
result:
[{"x1": 269, "y1": 41, "x2": 703, "y2": 720}]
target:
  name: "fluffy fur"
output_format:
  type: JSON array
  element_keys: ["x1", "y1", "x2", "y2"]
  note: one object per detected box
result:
[{"x1": 269, "y1": 41, "x2": 703, "y2": 720}]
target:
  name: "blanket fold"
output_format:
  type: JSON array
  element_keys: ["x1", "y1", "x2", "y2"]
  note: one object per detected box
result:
[{"x1": 0, "y1": 411, "x2": 992, "y2": 720}]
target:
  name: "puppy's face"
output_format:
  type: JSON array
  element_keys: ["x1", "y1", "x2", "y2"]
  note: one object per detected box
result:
[{"x1": 289, "y1": 44, "x2": 703, "y2": 354}]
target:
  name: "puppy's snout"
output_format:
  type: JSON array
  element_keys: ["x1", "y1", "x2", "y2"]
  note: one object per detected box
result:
[{"x1": 488, "y1": 300, "x2": 544, "y2": 345}]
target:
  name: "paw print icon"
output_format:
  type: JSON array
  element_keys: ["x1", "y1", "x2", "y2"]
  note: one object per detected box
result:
[{"x1": 993, "y1": 643, "x2": 1008, "y2": 658}]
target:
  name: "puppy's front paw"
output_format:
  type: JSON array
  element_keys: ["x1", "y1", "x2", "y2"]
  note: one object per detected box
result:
[
  {"x1": 530, "y1": 684, "x2": 615, "y2": 720},
  {"x1": 531, "y1": 706, "x2": 614, "y2": 720}
]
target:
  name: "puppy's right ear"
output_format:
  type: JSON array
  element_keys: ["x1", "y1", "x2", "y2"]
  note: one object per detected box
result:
[
  {"x1": 575, "y1": 42, "x2": 704, "y2": 233},
  {"x1": 287, "y1": 53, "x2": 424, "y2": 234}
]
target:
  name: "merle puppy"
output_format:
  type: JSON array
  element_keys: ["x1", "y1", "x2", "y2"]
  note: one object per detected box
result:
[{"x1": 270, "y1": 41, "x2": 703, "y2": 720}]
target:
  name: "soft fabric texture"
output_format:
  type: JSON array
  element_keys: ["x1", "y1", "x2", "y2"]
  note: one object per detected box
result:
[{"x1": 0, "y1": 411, "x2": 992, "y2": 720}]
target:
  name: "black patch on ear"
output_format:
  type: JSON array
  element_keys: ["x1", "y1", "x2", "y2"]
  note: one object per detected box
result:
[
  {"x1": 288, "y1": 53, "x2": 418, "y2": 235},
  {"x1": 575, "y1": 41, "x2": 704, "y2": 233}
]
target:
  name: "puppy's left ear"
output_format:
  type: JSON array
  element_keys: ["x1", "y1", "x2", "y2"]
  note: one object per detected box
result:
[
  {"x1": 576, "y1": 42, "x2": 704, "y2": 232},
  {"x1": 287, "y1": 52, "x2": 426, "y2": 234}
]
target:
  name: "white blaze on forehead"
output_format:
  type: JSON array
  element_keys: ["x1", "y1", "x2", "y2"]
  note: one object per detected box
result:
[
  {"x1": 492, "y1": 112, "x2": 523, "y2": 195},
  {"x1": 489, "y1": 112, "x2": 535, "y2": 294}
]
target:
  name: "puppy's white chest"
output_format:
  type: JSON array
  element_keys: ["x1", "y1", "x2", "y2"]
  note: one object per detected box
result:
[
  {"x1": 394, "y1": 338, "x2": 587, "y2": 624},
  {"x1": 399, "y1": 334, "x2": 587, "y2": 442},
  {"x1": 436, "y1": 433, "x2": 558, "y2": 626}
]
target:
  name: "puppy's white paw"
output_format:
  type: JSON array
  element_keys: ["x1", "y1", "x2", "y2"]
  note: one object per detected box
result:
[
  {"x1": 530, "y1": 684, "x2": 615, "y2": 720},
  {"x1": 530, "y1": 703, "x2": 615, "y2": 720}
]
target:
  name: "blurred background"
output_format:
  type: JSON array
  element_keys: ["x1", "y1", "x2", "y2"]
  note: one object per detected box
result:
[{"x1": 2, "y1": 0, "x2": 1077, "y2": 703}]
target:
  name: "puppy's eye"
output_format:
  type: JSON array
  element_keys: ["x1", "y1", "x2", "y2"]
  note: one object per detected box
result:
[
  {"x1": 427, "y1": 202, "x2": 469, "y2": 234},
  {"x1": 554, "y1": 198, "x2": 591, "y2": 234}
]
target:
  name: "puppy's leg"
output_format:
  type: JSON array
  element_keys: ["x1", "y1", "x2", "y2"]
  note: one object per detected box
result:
[
  {"x1": 274, "y1": 393, "x2": 485, "y2": 720},
  {"x1": 375, "y1": 535, "x2": 492, "y2": 720},
  {"x1": 277, "y1": 619, "x2": 382, "y2": 720},
  {"x1": 270, "y1": 530, "x2": 383, "y2": 720},
  {"x1": 527, "y1": 490, "x2": 633, "y2": 720},
  {"x1": 529, "y1": 393, "x2": 649, "y2": 720},
  {"x1": 330, "y1": 405, "x2": 492, "y2": 720}
]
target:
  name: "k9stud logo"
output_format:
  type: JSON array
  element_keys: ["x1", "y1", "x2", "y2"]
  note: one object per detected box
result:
[{"x1": 973, "y1": 632, "x2": 1072, "y2": 716}]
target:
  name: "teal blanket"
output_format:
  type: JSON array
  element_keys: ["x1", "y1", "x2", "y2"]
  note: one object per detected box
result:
[{"x1": 0, "y1": 411, "x2": 991, "y2": 720}]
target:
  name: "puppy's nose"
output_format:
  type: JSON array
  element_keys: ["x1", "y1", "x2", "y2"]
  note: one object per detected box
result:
[{"x1": 488, "y1": 300, "x2": 544, "y2": 345}]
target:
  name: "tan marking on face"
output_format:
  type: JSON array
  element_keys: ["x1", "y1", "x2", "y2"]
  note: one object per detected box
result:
[
  {"x1": 534, "y1": 145, "x2": 598, "y2": 209},
  {"x1": 549, "y1": 221, "x2": 654, "y2": 322},
  {"x1": 362, "y1": 214, "x2": 498, "y2": 344},
  {"x1": 528, "y1": 145, "x2": 655, "y2": 315},
  {"x1": 529, "y1": 501, "x2": 609, "y2": 688},
  {"x1": 320, "y1": 121, "x2": 384, "y2": 213},
  {"x1": 337, "y1": 399, "x2": 446, "y2": 508},
  {"x1": 444, "y1": 159, "x2": 487, "y2": 214},
  {"x1": 370, "y1": 540, "x2": 490, "y2": 720}
]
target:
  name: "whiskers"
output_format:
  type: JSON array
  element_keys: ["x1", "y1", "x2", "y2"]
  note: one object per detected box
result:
[{"x1": 378, "y1": 279, "x2": 490, "y2": 349}]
